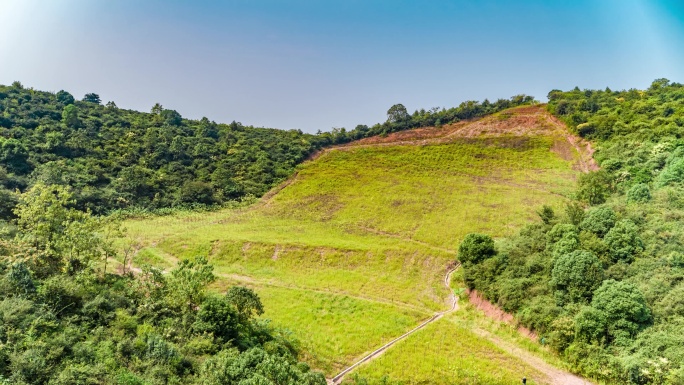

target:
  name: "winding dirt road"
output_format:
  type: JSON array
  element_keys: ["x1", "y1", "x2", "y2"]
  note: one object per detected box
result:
[
  {"x1": 327, "y1": 260, "x2": 594, "y2": 385},
  {"x1": 329, "y1": 264, "x2": 461, "y2": 384}
]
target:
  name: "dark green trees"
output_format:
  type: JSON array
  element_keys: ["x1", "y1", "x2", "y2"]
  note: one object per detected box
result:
[
  {"x1": 387, "y1": 104, "x2": 409, "y2": 123},
  {"x1": 81, "y1": 93, "x2": 101, "y2": 104}
]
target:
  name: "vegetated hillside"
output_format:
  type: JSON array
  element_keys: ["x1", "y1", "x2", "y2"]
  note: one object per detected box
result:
[
  {"x1": 0, "y1": 82, "x2": 532, "y2": 218},
  {"x1": 0, "y1": 82, "x2": 321, "y2": 216},
  {"x1": 461, "y1": 79, "x2": 684, "y2": 384},
  {"x1": 124, "y1": 105, "x2": 584, "y2": 383},
  {"x1": 0, "y1": 184, "x2": 326, "y2": 385}
]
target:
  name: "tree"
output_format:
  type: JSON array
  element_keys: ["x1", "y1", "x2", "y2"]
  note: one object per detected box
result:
[
  {"x1": 13, "y1": 183, "x2": 120, "y2": 276},
  {"x1": 551, "y1": 250, "x2": 604, "y2": 305},
  {"x1": 180, "y1": 181, "x2": 214, "y2": 205},
  {"x1": 0, "y1": 138, "x2": 31, "y2": 174},
  {"x1": 580, "y1": 206, "x2": 616, "y2": 237},
  {"x1": 589, "y1": 280, "x2": 651, "y2": 344},
  {"x1": 61, "y1": 104, "x2": 81, "y2": 128},
  {"x1": 627, "y1": 183, "x2": 651, "y2": 203},
  {"x1": 160, "y1": 109, "x2": 182, "y2": 126},
  {"x1": 537, "y1": 205, "x2": 555, "y2": 225},
  {"x1": 193, "y1": 296, "x2": 239, "y2": 344},
  {"x1": 167, "y1": 256, "x2": 216, "y2": 311},
  {"x1": 55, "y1": 90, "x2": 74, "y2": 105},
  {"x1": 565, "y1": 201, "x2": 585, "y2": 226},
  {"x1": 387, "y1": 104, "x2": 409, "y2": 123},
  {"x1": 458, "y1": 233, "x2": 496, "y2": 265},
  {"x1": 82, "y1": 93, "x2": 101, "y2": 104},
  {"x1": 226, "y1": 286, "x2": 264, "y2": 322},
  {"x1": 151, "y1": 103, "x2": 163, "y2": 115},
  {"x1": 105, "y1": 101, "x2": 117, "y2": 109},
  {"x1": 604, "y1": 220, "x2": 643, "y2": 263},
  {"x1": 576, "y1": 170, "x2": 612, "y2": 205}
]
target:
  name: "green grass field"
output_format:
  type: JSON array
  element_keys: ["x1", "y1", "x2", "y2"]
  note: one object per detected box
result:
[{"x1": 122, "y1": 107, "x2": 580, "y2": 380}]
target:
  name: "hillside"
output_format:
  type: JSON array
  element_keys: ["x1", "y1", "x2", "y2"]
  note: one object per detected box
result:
[
  {"x1": 462, "y1": 80, "x2": 684, "y2": 384},
  {"x1": 123, "y1": 105, "x2": 587, "y2": 383},
  {"x1": 0, "y1": 82, "x2": 531, "y2": 219}
]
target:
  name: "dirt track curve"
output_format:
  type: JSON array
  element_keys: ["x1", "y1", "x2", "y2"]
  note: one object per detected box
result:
[
  {"x1": 329, "y1": 264, "x2": 461, "y2": 385},
  {"x1": 327, "y1": 260, "x2": 595, "y2": 385}
]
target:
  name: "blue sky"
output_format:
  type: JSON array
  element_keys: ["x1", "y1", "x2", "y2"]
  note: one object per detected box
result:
[{"x1": 1, "y1": 0, "x2": 683, "y2": 132}]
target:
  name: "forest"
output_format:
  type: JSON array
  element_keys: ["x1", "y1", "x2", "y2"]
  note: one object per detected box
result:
[
  {"x1": 0, "y1": 82, "x2": 531, "y2": 219},
  {"x1": 461, "y1": 79, "x2": 684, "y2": 384}
]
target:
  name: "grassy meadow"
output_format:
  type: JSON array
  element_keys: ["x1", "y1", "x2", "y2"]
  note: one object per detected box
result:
[{"x1": 122, "y1": 108, "x2": 580, "y2": 379}]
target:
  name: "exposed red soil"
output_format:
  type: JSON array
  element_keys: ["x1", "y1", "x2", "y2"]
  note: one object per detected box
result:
[
  {"x1": 468, "y1": 289, "x2": 538, "y2": 340},
  {"x1": 313, "y1": 104, "x2": 598, "y2": 174}
]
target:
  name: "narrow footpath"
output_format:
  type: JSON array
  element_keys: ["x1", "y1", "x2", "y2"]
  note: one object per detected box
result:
[{"x1": 329, "y1": 264, "x2": 461, "y2": 384}]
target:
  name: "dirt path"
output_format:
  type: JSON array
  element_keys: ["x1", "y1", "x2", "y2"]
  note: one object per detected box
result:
[
  {"x1": 470, "y1": 327, "x2": 594, "y2": 385},
  {"x1": 329, "y1": 264, "x2": 460, "y2": 384}
]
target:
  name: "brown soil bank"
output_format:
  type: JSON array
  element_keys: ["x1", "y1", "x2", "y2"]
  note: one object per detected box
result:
[{"x1": 332, "y1": 104, "x2": 597, "y2": 173}]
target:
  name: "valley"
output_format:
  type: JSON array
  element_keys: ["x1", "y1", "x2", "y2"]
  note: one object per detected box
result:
[{"x1": 122, "y1": 105, "x2": 588, "y2": 384}]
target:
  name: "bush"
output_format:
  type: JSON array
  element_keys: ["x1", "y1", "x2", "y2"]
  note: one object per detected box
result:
[
  {"x1": 180, "y1": 181, "x2": 215, "y2": 205},
  {"x1": 577, "y1": 170, "x2": 612, "y2": 205},
  {"x1": 590, "y1": 280, "x2": 652, "y2": 345}
]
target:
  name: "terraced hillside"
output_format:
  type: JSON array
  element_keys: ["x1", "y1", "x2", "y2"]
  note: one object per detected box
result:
[{"x1": 122, "y1": 105, "x2": 589, "y2": 384}]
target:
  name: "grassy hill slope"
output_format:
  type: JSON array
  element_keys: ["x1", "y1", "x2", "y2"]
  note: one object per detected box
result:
[{"x1": 122, "y1": 105, "x2": 585, "y2": 383}]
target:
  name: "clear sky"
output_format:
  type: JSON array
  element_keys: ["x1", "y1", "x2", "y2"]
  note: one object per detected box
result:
[{"x1": 1, "y1": 0, "x2": 683, "y2": 132}]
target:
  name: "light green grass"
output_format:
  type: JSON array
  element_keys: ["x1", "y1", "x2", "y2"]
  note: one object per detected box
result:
[
  {"x1": 123, "y1": 129, "x2": 578, "y2": 380},
  {"x1": 349, "y1": 313, "x2": 545, "y2": 385}
]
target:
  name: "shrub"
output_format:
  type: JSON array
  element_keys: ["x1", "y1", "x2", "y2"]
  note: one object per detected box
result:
[
  {"x1": 590, "y1": 280, "x2": 651, "y2": 345},
  {"x1": 577, "y1": 170, "x2": 612, "y2": 205}
]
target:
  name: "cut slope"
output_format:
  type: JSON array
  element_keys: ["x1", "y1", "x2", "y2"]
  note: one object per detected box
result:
[{"x1": 123, "y1": 105, "x2": 583, "y2": 380}]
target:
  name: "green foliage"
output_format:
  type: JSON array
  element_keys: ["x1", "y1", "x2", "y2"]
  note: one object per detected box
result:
[
  {"x1": 458, "y1": 233, "x2": 495, "y2": 265},
  {"x1": 537, "y1": 204, "x2": 555, "y2": 225},
  {"x1": 386, "y1": 104, "x2": 409, "y2": 123},
  {"x1": 55, "y1": 90, "x2": 74, "y2": 105},
  {"x1": 0, "y1": 83, "x2": 533, "y2": 218},
  {"x1": 580, "y1": 206, "x2": 616, "y2": 237},
  {"x1": 604, "y1": 220, "x2": 644, "y2": 263},
  {"x1": 61, "y1": 104, "x2": 80, "y2": 128},
  {"x1": 577, "y1": 170, "x2": 612, "y2": 205},
  {"x1": 551, "y1": 250, "x2": 604, "y2": 305},
  {"x1": 0, "y1": 186, "x2": 323, "y2": 384},
  {"x1": 565, "y1": 201, "x2": 585, "y2": 226},
  {"x1": 589, "y1": 280, "x2": 652, "y2": 344},
  {"x1": 627, "y1": 183, "x2": 651, "y2": 203},
  {"x1": 460, "y1": 80, "x2": 684, "y2": 383},
  {"x1": 81, "y1": 93, "x2": 101, "y2": 104}
]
